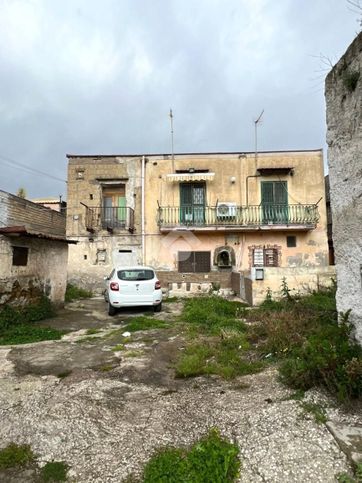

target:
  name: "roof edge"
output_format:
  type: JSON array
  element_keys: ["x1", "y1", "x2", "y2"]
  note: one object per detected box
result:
[{"x1": 66, "y1": 148, "x2": 323, "y2": 159}]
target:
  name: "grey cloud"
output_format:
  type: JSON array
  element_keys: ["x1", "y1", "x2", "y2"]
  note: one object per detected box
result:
[{"x1": 0, "y1": 0, "x2": 359, "y2": 198}]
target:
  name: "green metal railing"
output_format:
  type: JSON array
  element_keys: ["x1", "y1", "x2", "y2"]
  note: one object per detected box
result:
[{"x1": 157, "y1": 204, "x2": 319, "y2": 228}]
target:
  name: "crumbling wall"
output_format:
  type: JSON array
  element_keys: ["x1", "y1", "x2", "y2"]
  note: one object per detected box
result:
[
  {"x1": 0, "y1": 235, "x2": 68, "y2": 307},
  {"x1": 325, "y1": 32, "x2": 362, "y2": 344}
]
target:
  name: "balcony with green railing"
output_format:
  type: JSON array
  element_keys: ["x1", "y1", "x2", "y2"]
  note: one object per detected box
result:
[{"x1": 157, "y1": 204, "x2": 319, "y2": 232}]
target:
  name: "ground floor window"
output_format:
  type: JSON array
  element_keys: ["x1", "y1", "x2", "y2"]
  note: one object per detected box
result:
[
  {"x1": 252, "y1": 247, "x2": 279, "y2": 267},
  {"x1": 178, "y1": 251, "x2": 211, "y2": 273},
  {"x1": 12, "y1": 246, "x2": 29, "y2": 266}
]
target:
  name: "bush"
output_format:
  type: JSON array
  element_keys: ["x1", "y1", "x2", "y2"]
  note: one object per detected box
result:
[
  {"x1": 0, "y1": 443, "x2": 35, "y2": 469},
  {"x1": 142, "y1": 429, "x2": 240, "y2": 483},
  {"x1": 39, "y1": 461, "x2": 69, "y2": 482},
  {"x1": 249, "y1": 286, "x2": 362, "y2": 401},
  {"x1": 279, "y1": 320, "x2": 362, "y2": 400},
  {"x1": 64, "y1": 284, "x2": 92, "y2": 302},
  {"x1": 0, "y1": 296, "x2": 55, "y2": 331},
  {"x1": 0, "y1": 297, "x2": 64, "y2": 345}
]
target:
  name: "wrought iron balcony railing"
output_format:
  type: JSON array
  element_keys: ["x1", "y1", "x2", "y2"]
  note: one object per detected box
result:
[
  {"x1": 82, "y1": 204, "x2": 135, "y2": 233},
  {"x1": 158, "y1": 204, "x2": 319, "y2": 230}
]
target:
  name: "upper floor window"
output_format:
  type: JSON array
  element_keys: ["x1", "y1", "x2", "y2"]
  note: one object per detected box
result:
[
  {"x1": 261, "y1": 181, "x2": 288, "y2": 224},
  {"x1": 102, "y1": 185, "x2": 126, "y2": 229}
]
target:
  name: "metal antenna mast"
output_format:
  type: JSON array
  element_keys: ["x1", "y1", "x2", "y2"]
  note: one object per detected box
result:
[
  {"x1": 254, "y1": 109, "x2": 264, "y2": 164},
  {"x1": 169, "y1": 108, "x2": 175, "y2": 172}
]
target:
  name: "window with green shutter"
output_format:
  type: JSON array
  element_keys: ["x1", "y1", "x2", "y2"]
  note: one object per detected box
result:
[{"x1": 261, "y1": 181, "x2": 288, "y2": 223}]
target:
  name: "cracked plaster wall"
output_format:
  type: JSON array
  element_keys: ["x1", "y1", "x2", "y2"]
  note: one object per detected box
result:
[{"x1": 326, "y1": 32, "x2": 362, "y2": 344}]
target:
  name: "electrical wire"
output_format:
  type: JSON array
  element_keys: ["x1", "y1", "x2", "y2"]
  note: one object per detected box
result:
[{"x1": 0, "y1": 154, "x2": 67, "y2": 183}]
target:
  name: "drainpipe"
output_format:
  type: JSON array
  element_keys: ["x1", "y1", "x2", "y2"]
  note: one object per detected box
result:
[{"x1": 141, "y1": 156, "x2": 145, "y2": 265}]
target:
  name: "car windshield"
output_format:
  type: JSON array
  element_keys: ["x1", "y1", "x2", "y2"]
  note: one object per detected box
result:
[{"x1": 117, "y1": 269, "x2": 154, "y2": 281}]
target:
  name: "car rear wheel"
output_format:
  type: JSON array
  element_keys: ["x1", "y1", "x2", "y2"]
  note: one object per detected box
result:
[
  {"x1": 108, "y1": 303, "x2": 117, "y2": 316},
  {"x1": 154, "y1": 302, "x2": 162, "y2": 313}
]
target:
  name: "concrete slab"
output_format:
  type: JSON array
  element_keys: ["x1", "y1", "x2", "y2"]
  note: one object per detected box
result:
[{"x1": 327, "y1": 422, "x2": 362, "y2": 466}]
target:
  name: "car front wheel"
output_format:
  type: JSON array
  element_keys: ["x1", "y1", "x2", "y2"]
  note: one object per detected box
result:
[
  {"x1": 154, "y1": 302, "x2": 162, "y2": 313},
  {"x1": 108, "y1": 303, "x2": 117, "y2": 316}
]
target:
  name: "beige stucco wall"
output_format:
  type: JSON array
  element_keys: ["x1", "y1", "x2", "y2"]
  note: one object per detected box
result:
[
  {"x1": 144, "y1": 151, "x2": 329, "y2": 272},
  {"x1": 251, "y1": 266, "x2": 336, "y2": 305},
  {"x1": 0, "y1": 235, "x2": 68, "y2": 307}
]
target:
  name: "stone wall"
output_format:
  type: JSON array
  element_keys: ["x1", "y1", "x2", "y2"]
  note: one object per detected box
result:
[
  {"x1": 325, "y1": 32, "x2": 362, "y2": 344},
  {"x1": 0, "y1": 190, "x2": 66, "y2": 237},
  {"x1": 66, "y1": 156, "x2": 143, "y2": 290},
  {"x1": 0, "y1": 235, "x2": 69, "y2": 307}
]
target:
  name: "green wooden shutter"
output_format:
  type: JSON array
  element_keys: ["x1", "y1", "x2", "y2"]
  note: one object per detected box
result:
[
  {"x1": 274, "y1": 182, "x2": 287, "y2": 205},
  {"x1": 117, "y1": 196, "x2": 126, "y2": 222}
]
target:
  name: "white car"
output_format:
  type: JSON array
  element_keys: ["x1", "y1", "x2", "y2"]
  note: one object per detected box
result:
[{"x1": 105, "y1": 266, "x2": 162, "y2": 316}]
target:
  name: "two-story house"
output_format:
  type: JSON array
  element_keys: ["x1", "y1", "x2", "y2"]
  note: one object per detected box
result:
[{"x1": 66, "y1": 149, "x2": 334, "y2": 304}]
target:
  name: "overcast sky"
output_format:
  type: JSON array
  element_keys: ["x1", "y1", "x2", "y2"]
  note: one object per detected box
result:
[{"x1": 0, "y1": 0, "x2": 360, "y2": 199}]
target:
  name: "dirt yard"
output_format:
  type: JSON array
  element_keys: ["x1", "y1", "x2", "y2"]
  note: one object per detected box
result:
[{"x1": 0, "y1": 298, "x2": 360, "y2": 482}]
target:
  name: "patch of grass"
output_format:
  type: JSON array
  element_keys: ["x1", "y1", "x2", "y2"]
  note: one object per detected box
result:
[
  {"x1": 0, "y1": 297, "x2": 62, "y2": 345},
  {"x1": 0, "y1": 325, "x2": 64, "y2": 345},
  {"x1": 175, "y1": 335, "x2": 263, "y2": 380},
  {"x1": 123, "y1": 316, "x2": 169, "y2": 333},
  {"x1": 284, "y1": 389, "x2": 305, "y2": 401},
  {"x1": 142, "y1": 428, "x2": 240, "y2": 483},
  {"x1": 39, "y1": 461, "x2": 69, "y2": 482},
  {"x1": 301, "y1": 402, "x2": 327, "y2": 425},
  {"x1": 337, "y1": 462, "x2": 362, "y2": 483},
  {"x1": 85, "y1": 328, "x2": 101, "y2": 335},
  {"x1": 181, "y1": 296, "x2": 247, "y2": 336},
  {"x1": 0, "y1": 296, "x2": 55, "y2": 330},
  {"x1": 112, "y1": 344, "x2": 125, "y2": 352},
  {"x1": 0, "y1": 443, "x2": 35, "y2": 469},
  {"x1": 98, "y1": 364, "x2": 115, "y2": 372},
  {"x1": 175, "y1": 297, "x2": 261, "y2": 380},
  {"x1": 64, "y1": 284, "x2": 92, "y2": 302}
]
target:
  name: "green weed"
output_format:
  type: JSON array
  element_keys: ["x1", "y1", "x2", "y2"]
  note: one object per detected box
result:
[
  {"x1": 39, "y1": 461, "x2": 69, "y2": 482},
  {"x1": 112, "y1": 344, "x2": 125, "y2": 352},
  {"x1": 301, "y1": 402, "x2": 327, "y2": 424},
  {"x1": 85, "y1": 328, "x2": 101, "y2": 335},
  {"x1": 181, "y1": 296, "x2": 246, "y2": 336},
  {"x1": 0, "y1": 443, "x2": 35, "y2": 469},
  {"x1": 0, "y1": 325, "x2": 64, "y2": 345},
  {"x1": 248, "y1": 286, "x2": 362, "y2": 401},
  {"x1": 64, "y1": 284, "x2": 92, "y2": 302},
  {"x1": 175, "y1": 335, "x2": 263, "y2": 380},
  {"x1": 142, "y1": 428, "x2": 240, "y2": 483}
]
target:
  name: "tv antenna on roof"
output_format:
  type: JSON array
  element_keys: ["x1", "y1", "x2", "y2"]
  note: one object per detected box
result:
[
  {"x1": 254, "y1": 109, "x2": 264, "y2": 163},
  {"x1": 169, "y1": 108, "x2": 175, "y2": 172}
]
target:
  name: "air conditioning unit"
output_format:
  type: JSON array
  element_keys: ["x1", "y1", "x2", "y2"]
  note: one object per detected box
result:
[{"x1": 216, "y1": 203, "x2": 237, "y2": 218}]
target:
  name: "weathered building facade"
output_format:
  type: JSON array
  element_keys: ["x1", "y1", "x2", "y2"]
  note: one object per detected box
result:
[
  {"x1": 66, "y1": 155, "x2": 142, "y2": 290},
  {"x1": 67, "y1": 150, "x2": 332, "y2": 303},
  {"x1": 326, "y1": 32, "x2": 362, "y2": 344},
  {"x1": 0, "y1": 190, "x2": 69, "y2": 307}
]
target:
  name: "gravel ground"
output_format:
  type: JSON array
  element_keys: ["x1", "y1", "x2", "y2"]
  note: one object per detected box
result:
[{"x1": 0, "y1": 300, "x2": 359, "y2": 482}]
